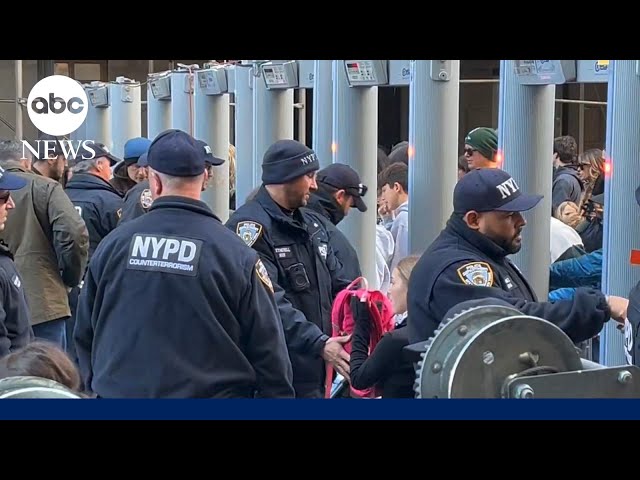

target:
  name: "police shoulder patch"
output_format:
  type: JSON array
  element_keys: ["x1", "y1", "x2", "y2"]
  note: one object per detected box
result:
[
  {"x1": 237, "y1": 221, "x2": 263, "y2": 248},
  {"x1": 456, "y1": 261, "x2": 494, "y2": 287},
  {"x1": 255, "y1": 258, "x2": 273, "y2": 293},
  {"x1": 140, "y1": 189, "x2": 153, "y2": 210}
]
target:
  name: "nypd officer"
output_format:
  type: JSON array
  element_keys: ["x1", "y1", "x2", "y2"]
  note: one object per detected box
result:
[
  {"x1": 0, "y1": 166, "x2": 33, "y2": 357},
  {"x1": 226, "y1": 139, "x2": 355, "y2": 398},
  {"x1": 407, "y1": 168, "x2": 628, "y2": 345},
  {"x1": 118, "y1": 152, "x2": 152, "y2": 224},
  {"x1": 64, "y1": 143, "x2": 123, "y2": 364},
  {"x1": 625, "y1": 185, "x2": 640, "y2": 365},
  {"x1": 119, "y1": 144, "x2": 223, "y2": 225},
  {"x1": 65, "y1": 143, "x2": 123, "y2": 259},
  {"x1": 74, "y1": 129, "x2": 294, "y2": 398}
]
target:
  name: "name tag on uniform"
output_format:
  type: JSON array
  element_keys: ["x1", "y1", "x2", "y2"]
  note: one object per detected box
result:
[
  {"x1": 274, "y1": 246, "x2": 293, "y2": 259},
  {"x1": 127, "y1": 234, "x2": 203, "y2": 277}
]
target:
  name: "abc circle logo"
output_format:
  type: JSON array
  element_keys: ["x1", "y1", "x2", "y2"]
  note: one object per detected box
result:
[{"x1": 27, "y1": 75, "x2": 88, "y2": 136}]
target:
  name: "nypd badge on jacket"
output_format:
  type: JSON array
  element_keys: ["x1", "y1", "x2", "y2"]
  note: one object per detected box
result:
[
  {"x1": 74, "y1": 195, "x2": 294, "y2": 398},
  {"x1": 226, "y1": 185, "x2": 355, "y2": 397},
  {"x1": 407, "y1": 215, "x2": 612, "y2": 346},
  {"x1": 118, "y1": 179, "x2": 151, "y2": 225}
]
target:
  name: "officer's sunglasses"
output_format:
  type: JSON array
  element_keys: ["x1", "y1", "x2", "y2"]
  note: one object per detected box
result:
[
  {"x1": 464, "y1": 148, "x2": 477, "y2": 156},
  {"x1": 321, "y1": 179, "x2": 368, "y2": 197},
  {"x1": 0, "y1": 191, "x2": 10, "y2": 205}
]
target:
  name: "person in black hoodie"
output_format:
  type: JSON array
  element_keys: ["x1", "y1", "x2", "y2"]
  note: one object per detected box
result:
[
  {"x1": 305, "y1": 163, "x2": 369, "y2": 281},
  {"x1": 552, "y1": 135, "x2": 583, "y2": 215},
  {"x1": 350, "y1": 255, "x2": 420, "y2": 398},
  {"x1": 64, "y1": 143, "x2": 123, "y2": 364}
]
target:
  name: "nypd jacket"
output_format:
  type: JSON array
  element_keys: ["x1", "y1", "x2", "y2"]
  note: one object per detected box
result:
[
  {"x1": 306, "y1": 191, "x2": 361, "y2": 281},
  {"x1": 64, "y1": 173, "x2": 123, "y2": 261},
  {"x1": 225, "y1": 186, "x2": 354, "y2": 395},
  {"x1": 74, "y1": 195, "x2": 294, "y2": 399},
  {"x1": 119, "y1": 179, "x2": 151, "y2": 225},
  {"x1": 407, "y1": 215, "x2": 612, "y2": 345},
  {"x1": 0, "y1": 241, "x2": 32, "y2": 357},
  {"x1": 625, "y1": 282, "x2": 640, "y2": 366}
]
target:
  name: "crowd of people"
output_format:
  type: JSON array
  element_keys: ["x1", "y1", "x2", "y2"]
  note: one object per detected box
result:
[{"x1": 0, "y1": 124, "x2": 628, "y2": 400}]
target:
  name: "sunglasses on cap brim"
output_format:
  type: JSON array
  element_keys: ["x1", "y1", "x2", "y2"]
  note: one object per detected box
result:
[{"x1": 321, "y1": 179, "x2": 368, "y2": 197}]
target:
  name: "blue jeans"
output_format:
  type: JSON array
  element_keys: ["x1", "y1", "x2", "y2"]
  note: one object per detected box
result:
[{"x1": 32, "y1": 318, "x2": 67, "y2": 351}]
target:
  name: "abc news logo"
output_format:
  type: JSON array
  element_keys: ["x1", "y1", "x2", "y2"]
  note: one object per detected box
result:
[
  {"x1": 27, "y1": 75, "x2": 88, "y2": 137},
  {"x1": 31, "y1": 92, "x2": 84, "y2": 115}
]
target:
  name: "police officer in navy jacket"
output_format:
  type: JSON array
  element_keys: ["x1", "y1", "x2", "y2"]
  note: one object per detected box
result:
[
  {"x1": 65, "y1": 143, "x2": 123, "y2": 261},
  {"x1": 0, "y1": 166, "x2": 32, "y2": 357},
  {"x1": 119, "y1": 145, "x2": 219, "y2": 225},
  {"x1": 625, "y1": 185, "x2": 640, "y2": 365},
  {"x1": 407, "y1": 168, "x2": 628, "y2": 346},
  {"x1": 226, "y1": 140, "x2": 354, "y2": 398},
  {"x1": 118, "y1": 152, "x2": 152, "y2": 225},
  {"x1": 64, "y1": 143, "x2": 123, "y2": 365},
  {"x1": 74, "y1": 129, "x2": 294, "y2": 398}
]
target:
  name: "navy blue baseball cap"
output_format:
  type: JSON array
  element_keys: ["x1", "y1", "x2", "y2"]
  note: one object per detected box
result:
[
  {"x1": 0, "y1": 165, "x2": 27, "y2": 191},
  {"x1": 195, "y1": 140, "x2": 225, "y2": 167},
  {"x1": 146, "y1": 129, "x2": 208, "y2": 177},
  {"x1": 73, "y1": 142, "x2": 120, "y2": 166},
  {"x1": 453, "y1": 168, "x2": 543, "y2": 214},
  {"x1": 317, "y1": 163, "x2": 368, "y2": 212},
  {"x1": 124, "y1": 137, "x2": 152, "y2": 164}
]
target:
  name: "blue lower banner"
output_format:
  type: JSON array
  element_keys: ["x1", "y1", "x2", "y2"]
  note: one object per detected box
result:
[{"x1": 0, "y1": 399, "x2": 639, "y2": 420}]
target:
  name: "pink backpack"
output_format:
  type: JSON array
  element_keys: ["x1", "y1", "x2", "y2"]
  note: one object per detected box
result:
[{"x1": 324, "y1": 277, "x2": 396, "y2": 398}]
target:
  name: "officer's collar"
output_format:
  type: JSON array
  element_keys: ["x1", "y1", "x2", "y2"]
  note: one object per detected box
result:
[
  {"x1": 447, "y1": 214, "x2": 510, "y2": 260},
  {"x1": 148, "y1": 195, "x2": 221, "y2": 222},
  {"x1": 255, "y1": 185, "x2": 307, "y2": 229},
  {"x1": 308, "y1": 186, "x2": 345, "y2": 225}
]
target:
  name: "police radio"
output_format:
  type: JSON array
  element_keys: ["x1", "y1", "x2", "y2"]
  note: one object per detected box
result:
[{"x1": 286, "y1": 263, "x2": 311, "y2": 292}]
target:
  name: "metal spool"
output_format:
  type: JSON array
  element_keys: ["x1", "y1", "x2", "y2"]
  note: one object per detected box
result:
[{"x1": 415, "y1": 304, "x2": 584, "y2": 399}]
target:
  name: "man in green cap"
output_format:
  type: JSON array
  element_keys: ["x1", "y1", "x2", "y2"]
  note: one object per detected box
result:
[{"x1": 463, "y1": 127, "x2": 499, "y2": 170}]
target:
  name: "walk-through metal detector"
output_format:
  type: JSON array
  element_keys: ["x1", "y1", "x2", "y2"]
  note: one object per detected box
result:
[
  {"x1": 498, "y1": 61, "x2": 572, "y2": 299},
  {"x1": 194, "y1": 64, "x2": 231, "y2": 220},
  {"x1": 231, "y1": 62, "x2": 255, "y2": 207},
  {"x1": 408, "y1": 60, "x2": 460, "y2": 254},
  {"x1": 332, "y1": 60, "x2": 384, "y2": 285},
  {"x1": 83, "y1": 81, "x2": 112, "y2": 149},
  {"x1": 170, "y1": 67, "x2": 195, "y2": 133},
  {"x1": 147, "y1": 70, "x2": 172, "y2": 140},
  {"x1": 600, "y1": 60, "x2": 640, "y2": 367},
  {"x1": 310, "y1": 60, "x2": 332, "y2": 168},
  {"x1": 253, "y1": 60, "x2": 296, "y2": 187},
  {"x1": 108, "y1": 76, "x2": 142, "y2": 159}
]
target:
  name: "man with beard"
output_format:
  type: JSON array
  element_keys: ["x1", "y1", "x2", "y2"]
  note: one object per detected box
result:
[
  {"x1": 407, "y1": 168, "x2": 628, "y2": 345},
  {"x1": 226, "y1": 139, "x2": 353, "y2": 398}
]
